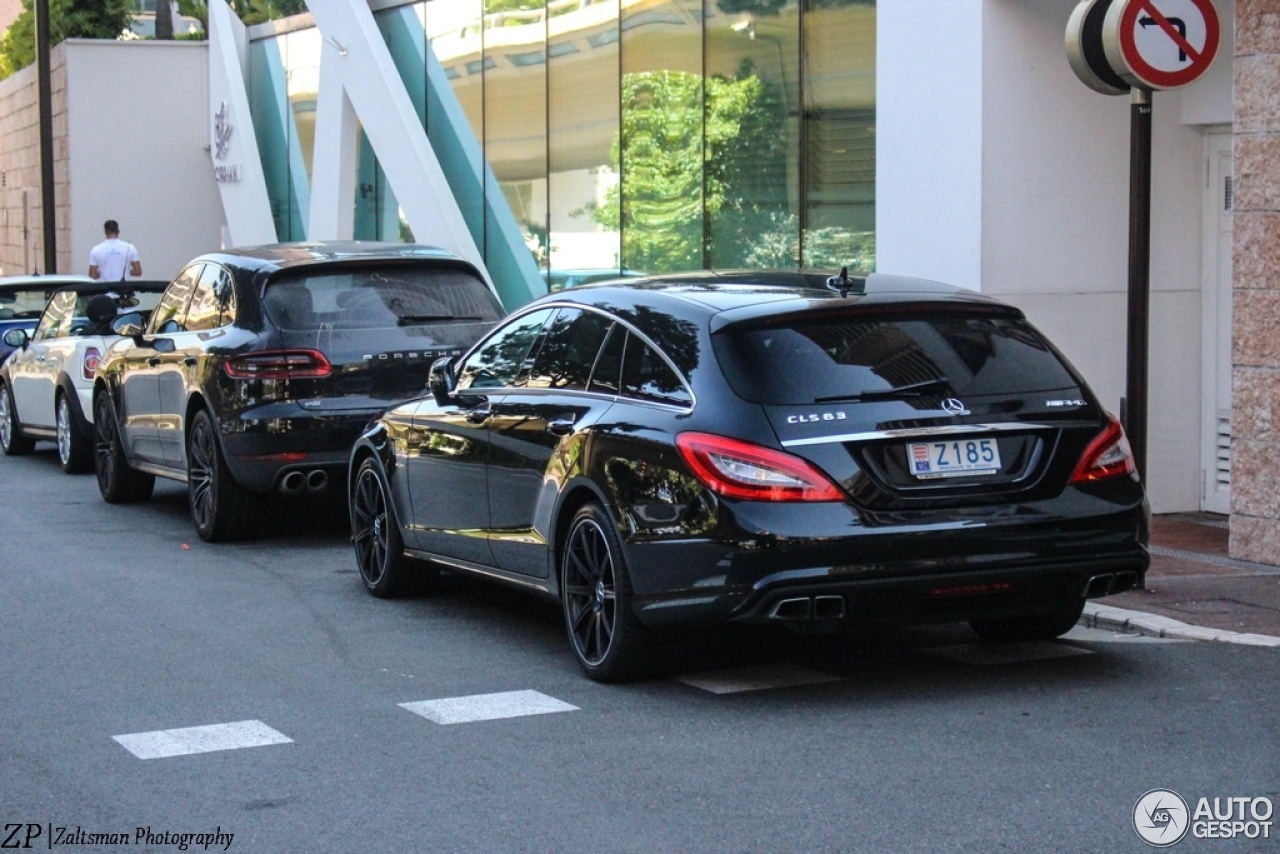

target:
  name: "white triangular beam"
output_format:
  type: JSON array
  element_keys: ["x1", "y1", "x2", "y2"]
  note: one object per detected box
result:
[
  {"x1": 207, "y1": 0, "x2": 277, "y2": 247},
  {"x1": 304, "y1": 0, "x2": 491, "y2": 288},
  {"x1": 308, "y1": 39, "x2": 358, "y2": 241}
]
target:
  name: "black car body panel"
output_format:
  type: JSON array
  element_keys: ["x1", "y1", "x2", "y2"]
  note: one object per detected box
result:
[{"x1": 352, "y1": 272, "x2": 1150, "y2": 648}]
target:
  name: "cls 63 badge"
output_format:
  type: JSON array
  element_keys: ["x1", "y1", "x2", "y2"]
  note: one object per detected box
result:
[{"x1": 787, "y1": 411, "x2": 847, "y2": 424}]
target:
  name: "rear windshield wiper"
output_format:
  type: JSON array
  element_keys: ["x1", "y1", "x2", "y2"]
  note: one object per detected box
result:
[
  {"x1": 815, "y1": 377, "x2": 952, "y2": 403},
  {"x1": 397, "y1": 314, "x2": 485, "y2": 326}
]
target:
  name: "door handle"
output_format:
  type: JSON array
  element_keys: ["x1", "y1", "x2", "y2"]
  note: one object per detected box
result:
[
  {"x1": 546, "y1": 417, "x2": 576, "y2": 436},
  {"x1": 183, "y1": 357, "x2": 197, "y2": 367},
  {"x1": 466, "y1": 404, "x2": 491, "y2": 424},
  {"x1": 148, "y1": 357, "x2": 161, "y2": 367}
]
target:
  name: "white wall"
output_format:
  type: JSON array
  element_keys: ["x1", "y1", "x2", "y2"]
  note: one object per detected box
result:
[
  {"x1": 1180, "y1": 0, "x2": 1234, "y2": 126},
  {"x1": 877, "y1": 0, "x2": 1230, "y2": 512},
  {"x1": 876, "y1": 0, "x2": 985, "y2": 292},
  {"x1": 979, "y1": 0, "x2": 1211, "y2": 512},
  {"x1": 66, "y1": 40, "x2": 224, "y2": 282}
]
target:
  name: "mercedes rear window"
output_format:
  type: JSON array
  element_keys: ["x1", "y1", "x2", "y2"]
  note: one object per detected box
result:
[
  {"x1": 262, "y1": 265, "x2": 502, "y2": 332},
  {"x1": 712, "y1": 313, "x2": 1080, "y2": 405}
]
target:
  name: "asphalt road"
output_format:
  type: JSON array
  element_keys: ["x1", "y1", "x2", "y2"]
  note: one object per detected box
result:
[{"x1": 2, "y1": 448, "x2": 1277, "y2": 853}]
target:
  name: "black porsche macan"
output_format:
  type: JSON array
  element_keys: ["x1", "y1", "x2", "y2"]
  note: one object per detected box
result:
[
  {"x1": 92, "y1": 242, "x2": 502, "y2": 541},
  {"x1": 348, "y1": 271, "x2": 1150, "y2": 681}
]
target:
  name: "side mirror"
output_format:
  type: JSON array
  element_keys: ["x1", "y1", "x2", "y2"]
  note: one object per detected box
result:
[
  {"x1": 428, "y1": 355, "x2": 457, "y2": 405},
  {"x1": 151, "y1": 337, "x2": 176, "y2": 354},
  {"x1": 2, "y1": 328, "x2": 28, "y2": 349},
  {"x1": 111, "y1": 312, "x2": 142, "y2": 336}
]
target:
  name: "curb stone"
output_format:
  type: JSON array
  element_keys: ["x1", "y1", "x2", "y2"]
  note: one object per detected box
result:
[{"x1": 1081, "y1": 603, "x2": 1280, "y2": 647}]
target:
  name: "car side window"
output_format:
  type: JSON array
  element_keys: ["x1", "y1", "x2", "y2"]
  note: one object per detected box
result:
[
  {"x1": 620, "y1": 333, "x2": 692, "y2": 407},
  {"x1": 32, "y1": 292, "x2": 74, "y2": 342},
  {"x1": 147, "y1": 264, "x2": 203, "y2": 336},
  {"x1": 587, "y1": 323, "x2": 624, "y2": 394},
  {"x1": 455, "y1": 308, "x2": 554, "y2": 392},
  {"x1": 184, "y1": 265, "x2": 236, "y2": 332},
  {"x1": 526, "y1": 309, "x2": 614, "y2": 391}
]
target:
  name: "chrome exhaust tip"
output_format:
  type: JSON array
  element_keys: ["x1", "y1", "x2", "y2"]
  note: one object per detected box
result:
[
  {"x1": 306, "y1": 469, "x2": 329, "y2": 492},
  {"x1": 1084, "y1": 574, "x2": 1114, "y2": 598},
  {"x1": 279, "y1": 470, "x2": 305, "y2": 494},
  {"x1": 768, "y1": 597, "x2": 813, "y2": 620},
  {"x1": 813, "y1": 595, "x2": 846, "y2": 619}
]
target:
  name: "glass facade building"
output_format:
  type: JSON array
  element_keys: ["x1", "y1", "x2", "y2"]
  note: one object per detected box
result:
[{"x1": 247, "y1": 0, "x2": 875, "y2": 308}]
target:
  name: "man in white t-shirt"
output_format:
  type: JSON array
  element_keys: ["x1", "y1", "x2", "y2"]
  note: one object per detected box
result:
[{"x1": 88, "y1": 220, "x2": 142, "y2": 282}]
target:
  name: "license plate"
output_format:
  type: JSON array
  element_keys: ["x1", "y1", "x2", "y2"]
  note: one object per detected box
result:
[{"x1": 907, "y1": 438, "x2": 1001, "y2": 479}]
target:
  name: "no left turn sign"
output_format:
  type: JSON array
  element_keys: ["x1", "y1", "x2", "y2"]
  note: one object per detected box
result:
[{"x1": 1103, "y1": 0, "x2": 1220, "y2": 89}]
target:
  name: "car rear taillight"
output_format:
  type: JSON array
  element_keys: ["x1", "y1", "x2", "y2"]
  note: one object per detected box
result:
[
  {"x1": 82, "y1": 347, "x2": 101, "y2": 381},
  {"x1": 1069, "y1": 417, "x2": 1137, "y2": 484},
  {"x1": 675, "y1": 432, "x2": 845, "y2": 502},
  {"x1": 223, "y1": 350, "x2": 332, "y2": 380}
]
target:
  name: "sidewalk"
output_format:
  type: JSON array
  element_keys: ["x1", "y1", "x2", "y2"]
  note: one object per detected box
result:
[{"x1": 1085, "y1": 513, "x2": 1280, "y2": 645}]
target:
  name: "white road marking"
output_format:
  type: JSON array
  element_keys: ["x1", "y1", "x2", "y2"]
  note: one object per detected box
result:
[
  {"x1": 113, "y1": 720, "x2": 292, "y2": 760},
  {"x1": 1062, "y1": 625, "x2": 1185, "y2": 644},
  {"x1": 400, "y1": 690, "x2": 578, "y2": 725},
  {"x1": 675, "y1": 663, "x2": 843, "y2": 695},
  {"x1": 923, "y1": 641, "x2": 1094, "y2": 666}
]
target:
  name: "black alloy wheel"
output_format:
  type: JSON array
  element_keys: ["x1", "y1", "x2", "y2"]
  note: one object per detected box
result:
[
  {"x1": 187, "y1": 408, "x2": 263, "y2": 542},
  {"x1": 561, "y1": 503, "x2": 656, "y2": 682},
  {"x1": 0, "y1": 381, "x2": 34, "y2": 456},
  {"x1": 969, "y1": 600, "x2": 1087, "y2": 642},
  {"x1": 351, "y1": 457, "x2": 436, "y2": 597},
  {"x1": 93, "y1": 392, "x2": 154, "y2": 503},
  {"x1": 57, "y1": 392, "x2": 93, "y2": 473}
]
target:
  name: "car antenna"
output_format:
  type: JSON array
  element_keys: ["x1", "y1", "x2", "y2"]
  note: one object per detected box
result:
[{"x1": 825, "y1": 266, "x2": 862, "y2": 298}]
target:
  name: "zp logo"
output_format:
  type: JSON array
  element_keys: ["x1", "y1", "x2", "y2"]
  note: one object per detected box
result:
[{"x1": 1134, "y1": 789, "x2": 1191, "y2": 847}]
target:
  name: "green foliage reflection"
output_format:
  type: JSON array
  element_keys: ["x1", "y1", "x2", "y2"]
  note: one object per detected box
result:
[
  {"x1": 598, "y1": 63, "x2": 792, "y2": 273},
  {"x1": 597, "y1": 62, "x2": 874, "y2": 274}
]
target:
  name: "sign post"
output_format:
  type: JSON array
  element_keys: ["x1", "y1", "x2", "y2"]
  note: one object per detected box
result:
[
  {"x1": 1125, "y1": 86, "x2": 1152, "y2": 481},
  {"x1": 1065, "y1": 0, "x2": 1220, "y2": 484}
]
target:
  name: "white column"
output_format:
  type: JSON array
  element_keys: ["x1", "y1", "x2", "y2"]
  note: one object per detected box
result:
[
  {"x1": 308, "y1": 39, "x2": 358, "y2": 241},
  {"x1": 876, "y1": 0, "x2": 985, "y2": 291},
  {"x1": 207, "y1": 0, "x2": 277, "y2": 247},
  {"x1": 304, "y1": 0, "x2": 492, "y2": 288}
]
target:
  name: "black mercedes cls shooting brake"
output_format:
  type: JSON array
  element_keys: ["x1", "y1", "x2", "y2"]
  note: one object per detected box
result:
[
  {"x1": 93, "y1": 242, "x2": 502, "y2": 541},
  {"x1": 347, "y1": 271, "x2": 1149, "y2": 681}
]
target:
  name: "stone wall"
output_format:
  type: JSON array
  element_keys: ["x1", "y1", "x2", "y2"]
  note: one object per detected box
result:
[
  {"x1": 1231, "y1": 0, "x2": 1280, "y2": 563},
  {"x1": 0, "y1": 43, "x2": 70, "y2": 276}
]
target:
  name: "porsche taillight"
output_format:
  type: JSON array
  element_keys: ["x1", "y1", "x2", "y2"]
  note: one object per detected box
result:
[{"x1": 223, "y1": 350, "x2": 332, "y2": 380}]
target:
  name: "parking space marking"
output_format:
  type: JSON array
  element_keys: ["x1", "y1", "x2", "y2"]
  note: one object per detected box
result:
[
  {"x1": 400, "y1": 690, "x2": 578, "y2": 725},
  {"x1": 922, "y1": 641, "x2": 1094, "y2": 666},
  {"x1": 113, "y1": 720, "x2": 292, "y2": 760},
  {"x1": 674, "y1": 663, "x2": 843, "y2": 695}
]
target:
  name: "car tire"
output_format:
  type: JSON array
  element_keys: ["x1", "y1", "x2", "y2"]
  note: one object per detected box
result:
[
  {"x1": 560, "y1": 502, "x2": 657, "y2": 682},
  {"x1": 350, "y1": 457, "x2": 438, "y2": 598},
  {"x1": 93, "y1": 392, "x2": 154, "y2": 503},
  {"x1": 969, "y1": 601, "x2": 1086, "y2": 642},
  {"x1": 0, "y1": 381, "x2": 35, "y2": 456},
  {"x1": 187, "y1": 408, "x2": 263, "y2": 542},
  {"x1": 56, "y1": 392, "x2": 93, "y2": 474}
]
